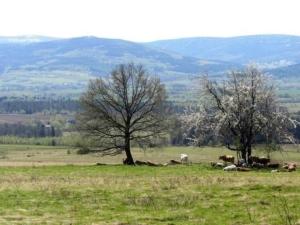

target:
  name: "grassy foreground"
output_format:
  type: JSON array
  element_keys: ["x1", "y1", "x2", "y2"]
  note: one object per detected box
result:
[
  {"x1": 0, "y1": 145, "x2": 299, "y2": 224},
  {"x1": 0, "y1": 165, "x2": 299, "y2": 224}
]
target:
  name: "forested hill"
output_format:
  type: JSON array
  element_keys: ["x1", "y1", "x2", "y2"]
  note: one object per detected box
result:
[
  {"x1": 1, "y1": 35, "x2": 300, "y2": 97},
  {"x1": 146, "y1": 35, "x2": 300, "y2": 66},
  {"x1": 0, "y1": 36, "x2": 234, "y2": 76}
]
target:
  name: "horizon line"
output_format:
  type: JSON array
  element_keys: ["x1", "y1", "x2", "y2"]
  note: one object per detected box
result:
[{"x1": 1, "y1": 33, "x2": 300, "y2": 43}]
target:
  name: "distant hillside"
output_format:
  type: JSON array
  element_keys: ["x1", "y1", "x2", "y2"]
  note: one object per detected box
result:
[
  {"x1": 0, "y1": 36, "x2": 235, "y2": 76},
  {"x1": 0, "y1": 36, "x2": 237, "y2": 96},
  {"x1": 268, "y1": 63, "x2": 300, "y2": 77},
  {"x1": 146, "y1": 35, "x2": 300, "y2": 66},
  {"x1": 1, "y1": 35, "x2": 300, "y2": 98}
]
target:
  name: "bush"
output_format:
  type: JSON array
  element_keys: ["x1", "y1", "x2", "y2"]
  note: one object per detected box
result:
[
  {"x1": 51, "y1": 139, "x2": 57, "y2": 146},
  {"x1": 77, "y1": 146, "x2": 90, "y2": 154}
]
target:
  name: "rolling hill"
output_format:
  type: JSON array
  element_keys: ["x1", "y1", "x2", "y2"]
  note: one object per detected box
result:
[
  {"x1": 0, "y1": 36, "x2": 235, "y2": 76},
  {"x1": 1, "y1": 34, "x2": 300, "y2": 98},
  {"x1": 146, "y1": 34, "x2": 300, "y2": 67},
  {"x1": 0, "y1": 36, "x2": 237, "y2": 96}
]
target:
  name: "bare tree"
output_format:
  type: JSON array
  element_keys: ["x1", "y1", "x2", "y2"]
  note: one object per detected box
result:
[
  {"x1": 77, "y1": 63, "x2": 167, "y2": 165},
  {"x1": 182, "y1": 66, "x2": 297, "y2": 163}
]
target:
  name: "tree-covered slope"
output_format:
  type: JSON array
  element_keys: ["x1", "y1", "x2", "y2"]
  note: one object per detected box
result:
[{"x1": 146, "y1": 35, "x2": 300, "y2": 65}]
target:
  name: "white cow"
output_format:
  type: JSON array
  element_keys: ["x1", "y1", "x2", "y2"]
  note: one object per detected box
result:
[
  {"x1": 223, "y1": 164, "x2": 237, "y2": 171},
  {"x1": 180, "y1": 154, "x2": 189, "y2": 164}
]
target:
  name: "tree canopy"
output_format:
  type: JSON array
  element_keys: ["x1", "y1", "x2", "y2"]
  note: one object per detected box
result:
[
  {"x1": 182, "y1": 66, "x2": 297, "y2": 163},
  {"x1": 78, "y1": 63, "x2": 167, "y2": 165}
]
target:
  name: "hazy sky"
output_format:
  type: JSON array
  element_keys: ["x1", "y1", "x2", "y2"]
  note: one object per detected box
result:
[{"x1": 0, "y1": 0, "x2": 299, "y2": 41}]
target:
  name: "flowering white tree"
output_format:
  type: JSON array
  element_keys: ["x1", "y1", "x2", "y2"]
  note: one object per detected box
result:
[{"x1": 182, "y1": 66, "x2": 297, "y2": 163}]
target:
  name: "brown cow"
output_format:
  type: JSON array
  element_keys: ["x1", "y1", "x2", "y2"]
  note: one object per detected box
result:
[
  {"x1": 251, "y1": 162, "x2": 265, "y2": 169},
  {"x1": 283, "y1": 163, "x2": 297, "y2": 172},
  {"x1": 267, "y1": 163, "x2": 280, "y2": 169},
  {"x1": 249, "y1": 156, "x2": 270, "y2": 165},
  {"x1": 219, "y1": 155, "x2": 235, "y2": 164}
]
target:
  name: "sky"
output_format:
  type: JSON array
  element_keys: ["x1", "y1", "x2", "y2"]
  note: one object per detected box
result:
[{"x1": 0, "y1": 0, "x2": 299, "y2": 42}]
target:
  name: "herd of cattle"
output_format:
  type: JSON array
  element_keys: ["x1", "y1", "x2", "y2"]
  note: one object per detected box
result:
[
  {"x1": 212, "y1": 155, "x2": 297, "y2": 172},
  {"x1": 122, "y1": 153, "x2": 297, "y2": 172}
]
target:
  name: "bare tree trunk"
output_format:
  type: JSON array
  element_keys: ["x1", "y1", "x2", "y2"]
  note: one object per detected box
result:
[
  {"x1": 241, "y1": 149, "x2": 247, "y2": 163},
  {"x1": 124, "y1": 132, "x2": 135, "y2": 165},
  {"x1": 247, "y1": 145, "x2": 252, "y2": 163}
]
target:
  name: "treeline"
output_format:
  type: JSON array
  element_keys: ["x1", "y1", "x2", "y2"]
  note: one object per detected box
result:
[
  {"x1": 0, "y1": 122, "x2": 62, "y2": 137},
  {"x1": 1, "y1": 95, "x2": 300, "y2": 147},
  {"x1": 0, "y1": 96, "x2": 190, "y2": 115},
  {"x1": 0, "y1": 96, "x2": 80, "y2": 114}
]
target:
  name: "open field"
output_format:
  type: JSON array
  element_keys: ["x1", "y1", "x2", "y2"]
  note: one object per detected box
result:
[
  {"x1": 0, "y1": 114, "x2": 52, "y2": 124},
  {"x1": 0, "y1": 164, "x2": 299, "y2": 224},
  {"x1": 0, "y1": 145, "x2": 299, "y2": 224},
  {"x1": 0, "y1": 113, "x2": 71, "y2": 125},
  {"x1": 0, "y1": 145, "x2": 299, "y2": 166}
]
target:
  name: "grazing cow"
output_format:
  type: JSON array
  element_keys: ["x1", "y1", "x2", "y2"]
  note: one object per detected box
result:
[
  {"x1": 219, "y1": 155, "x2": 235, "y2": 164},
  {"x1": 258, "y1": 157, "x2": 270, "y2": 165},
  {"x1": 180, "y1": 154, "x2": 188, "y2": 164},
  {"x1": 223, "y1": 164, "x2": 237, "y2": 171},
  {"x1": 251, "y1": 162, "x2": 265, "y2": 169},
  {"x1": 249, "y1": 156, "x2": 270, "y2": 165},
  {"x1": 288, "y1": 164, "x2": 297, "y2": 172},
  {"x1": 248, "y1": 156, "x2": 259, "y2": 164},
  {"x1": 267, "y1": 163, "x2": 280, "y2": 169},
  {"x1": 283, "y1": 163, "x2": 297, "y2": 172}
]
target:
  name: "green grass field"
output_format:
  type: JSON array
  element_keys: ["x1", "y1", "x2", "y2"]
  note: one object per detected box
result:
[{"x1": 0, "y1": 145, "x2": 299, "y2": 224}]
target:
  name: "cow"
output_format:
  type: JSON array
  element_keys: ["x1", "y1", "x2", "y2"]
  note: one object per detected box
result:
[
  {"x1": 288, "y1": 164, "x2": 297, "y2": 172},
  {"x1": 251, "y1": 162, "x2": 265, "y2": 169},
  {"x1": 267, "y1": 163, "x2": 280, "y2": 169},
  {"x1": 283, "y1": 163, "x2": 297, "y2": 172},
  {"x1": 249, "y1": 156, "x2": 270, "y2": 166},
  {"x1": 223, "y1": 164, "x2": 237, "y2": 171},
  {"x1": 219, "y1": 155, "x2": 235, "y2": 164},
  {"x1": 180, "y1": 154, "x2": 189, "y2": 164},
  {"x1": 211, "y1": 161, "x2": 225, "y2": 168}
]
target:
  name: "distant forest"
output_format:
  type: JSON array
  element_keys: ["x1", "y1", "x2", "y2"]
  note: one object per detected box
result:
[
  {"x1": 0, "y1": 96, "x2": 80, "y2": 114},
  {"x1": 1, "y1": 95, "x2": 300, "y2": 145}
]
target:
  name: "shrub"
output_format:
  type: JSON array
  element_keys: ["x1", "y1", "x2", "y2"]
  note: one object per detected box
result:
[{"x1": 77, "y1": 146, "x2": 90, "y2": 154}]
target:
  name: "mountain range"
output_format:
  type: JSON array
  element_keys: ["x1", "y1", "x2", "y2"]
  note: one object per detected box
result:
[
  {"x1": 147, "y1": 35, "x2": 300, "y2": 65},
  {"x1": 0, "y1": 34, "x2": 300, "y2": 96}
]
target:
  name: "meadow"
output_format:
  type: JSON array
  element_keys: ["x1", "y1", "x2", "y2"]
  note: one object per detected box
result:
[{"x1": 0, "y1": 145, "x2": 299, "y2": 224}]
